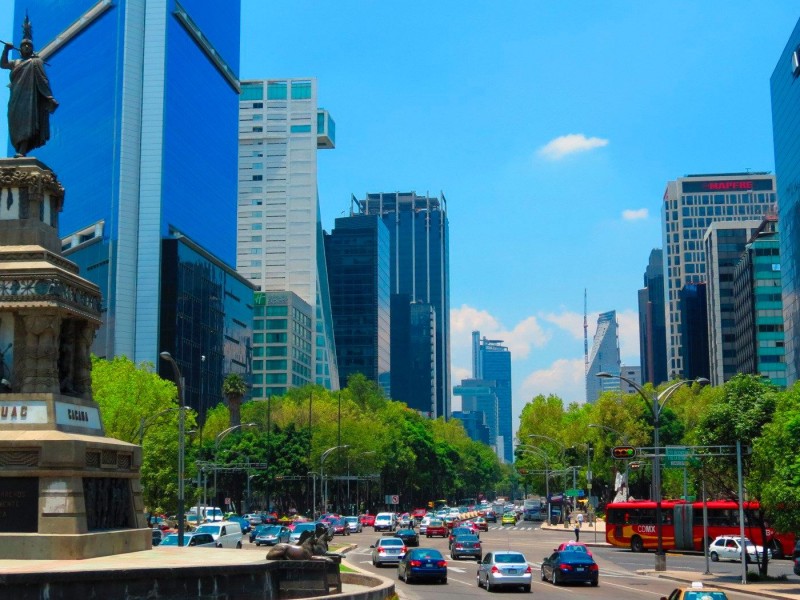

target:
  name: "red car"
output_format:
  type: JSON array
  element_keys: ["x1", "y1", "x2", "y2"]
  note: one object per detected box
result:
[
  {"x1": 425, "y1": 518, "x2": 448, "y2": 538},
  {"x1": 411, "y1": 508, "x2": 427, "y2": 522},
  {"x1": 360, "y1": 514, "x2": 376, "y2": 527},
  {"x1": 473, "y1": 517, "x2": 489, "y2": 532},
  {"x1": 556, "y1": 541, "x2": 593, "y2": 558}
]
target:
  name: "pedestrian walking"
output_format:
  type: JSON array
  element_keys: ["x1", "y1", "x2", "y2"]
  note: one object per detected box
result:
[{"x1": 574, "y1": 524, "x2": 580, "y2": 541}]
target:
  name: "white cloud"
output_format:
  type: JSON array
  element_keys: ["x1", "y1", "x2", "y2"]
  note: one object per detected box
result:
[
  {"x1": 616, "y1": 309, "x2": 641, "y2": 364},
  {"x1": 519, "y1": 358, "x2": 586, "y2": 405},
  {"x1": 540, "y1": 310, "x2": 584, "y2": 340},
  {"x1": 537, "y1": 134, "x2": 609, "y2": 160},
  {"x1": 622, "y1": 208, "x2": 649, "y2": 221}
]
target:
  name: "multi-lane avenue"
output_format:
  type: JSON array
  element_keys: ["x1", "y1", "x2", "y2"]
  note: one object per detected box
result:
[{"x1": 252, "y1": 521, "x2": 796, "y2": 600}]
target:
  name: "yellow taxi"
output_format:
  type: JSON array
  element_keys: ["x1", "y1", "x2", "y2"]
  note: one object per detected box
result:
[
  {"x1": 659, "y1": 581, "x2": 729, "y2": 600},
  {"x1": 501, "y1": 511, "x2": 517, "y2": 525}
]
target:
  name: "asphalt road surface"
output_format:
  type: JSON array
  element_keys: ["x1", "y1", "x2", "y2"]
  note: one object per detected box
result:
[{"x1": 262, "y1": 521, "x2": 794, "y2": 600}]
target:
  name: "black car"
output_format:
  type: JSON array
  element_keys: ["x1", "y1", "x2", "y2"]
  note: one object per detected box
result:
[
  {"x1": 448, "y1": 526, "x2": 472, "y2": 549},
  {"x1": 541, "y1": 550, "x2": 599, "y2": 586},
  {"x1": 395, "y1": 528, "x2": 420, "y2": 547},
  {"x1": 484, "y1": 510, "x2": 497, "y2": 523},
  {"x1": 450, "y1": 534, "x2": 481, "y2": 560}
]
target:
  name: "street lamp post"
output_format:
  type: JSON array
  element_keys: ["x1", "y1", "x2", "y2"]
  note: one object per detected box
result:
[
  {"x1": 516, "y1": 445, "x2": 551, "y2": 522},
  {"x1": 320, "y1": 445, "x2": 349, "y2": 517},
  {"x1": 597, "y1": 372, "x2": 708, "y2": 571},
  {"x1": 214, "y1": 423, "x2": 256, "y2": 511},
  {"x1": 159, "y1": 351, "x2": 187, "y2": 547}
]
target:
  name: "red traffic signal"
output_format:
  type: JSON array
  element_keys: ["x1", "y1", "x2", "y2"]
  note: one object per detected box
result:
[{"x1": 612, "y1": 446, "x2": 636, "y2": 459}]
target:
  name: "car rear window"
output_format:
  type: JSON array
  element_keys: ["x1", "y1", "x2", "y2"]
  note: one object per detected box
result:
[
  {"x1": 381, "y1": 538, "x2": 404, "y2": 546},
  {"x1": 496, "y1": 553, "x2": 526, "y2": 563}
]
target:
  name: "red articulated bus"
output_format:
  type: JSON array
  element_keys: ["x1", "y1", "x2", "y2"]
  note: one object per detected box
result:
[{"x1": 605, "y1": 499, "x2": 796, "y2": 558}]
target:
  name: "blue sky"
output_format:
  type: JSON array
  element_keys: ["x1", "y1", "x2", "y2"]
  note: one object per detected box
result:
[{"x1": 1, "y1": 2, "x2": 798, "y2": 429}]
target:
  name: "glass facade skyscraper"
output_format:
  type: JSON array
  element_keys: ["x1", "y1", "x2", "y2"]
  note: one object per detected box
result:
[
  {"x1": 324, "y1": 215, "x2": 391, "y2": 391},
  {"x1": 353, "y1": 192, "x2": 450, "y2": 418},
  {"x1": 477, "y1": 336, "x2": 512, "y2": 464},
  {"x1": 15, "y1": 1, "x2": 247, "y2": 406},
  {"x1": 238, "y1": 78, "x2": 339, "y2": 392},
  {"x1": 585, "y1": 310, "x2": 621, "y2": 403},
  {"x1": 638, "y1": 249, "x2": 667, "y2": 386},
  {"x1": 661, "y1": 174, "x2": 776, "y2": 379},
  {"x1": 771, "y1": 18, "x2": 800, "y2": 387}
]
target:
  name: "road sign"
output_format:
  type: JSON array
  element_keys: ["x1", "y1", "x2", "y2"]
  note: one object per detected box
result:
[
  {"x1": 564, "y1": 488, "x2": 585, "y2": 498},
  {"x1": 665, "y1": 446, "x2": 693, "y2": 468},
  {"x1": 385, "y1": 494, "x2": 400, "y2": 505},
  {"x1": 629, "y1": 462, "x2": 643, "y2": 470},
  {"x1": 612, "y1": 446, "x2": 636, "y2": 459}
]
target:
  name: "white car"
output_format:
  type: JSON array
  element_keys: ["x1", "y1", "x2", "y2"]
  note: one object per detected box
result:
[
  {"x1": 709, "y1": 535, "x2": 771, "y2": 563},
  {"x1": 374, "y1": 512, "x2": 395, "y2": 532},
  {"x1": 193, "y1": 521, "x2": 243, "y2": 549},
  {"x1": 419, "y1": 516, "x2": 431, "y2": 535}
]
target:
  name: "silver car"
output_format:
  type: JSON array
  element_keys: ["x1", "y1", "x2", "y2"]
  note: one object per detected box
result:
[
  {"x1": 345, "y1": 516, "x2": 362, "y2": 533},
  {"x1": 477, "y1": 551, "x2": 532, "y2": 593},
  {"x1": 370, "y1": 537, "x2": 406, "y2": 566},
  {"x1": 709, "y1": 536, "x2": 771, "y2": 563}
]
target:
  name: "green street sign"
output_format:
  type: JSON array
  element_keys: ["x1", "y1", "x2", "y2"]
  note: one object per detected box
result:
[
  {"x1": 565, "y1": 488, "x2": 584, "y2": 497},
  {"x1": 664, "y1": 446, "x2": 696, "y2": 468}
]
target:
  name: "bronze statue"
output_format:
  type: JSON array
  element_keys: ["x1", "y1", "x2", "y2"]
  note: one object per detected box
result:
[
  {"x1": 1, "y1": 15, "x2": 58, "y2": 157},
  {"x1": 265, "y1": 524, "x2": 334, "y2": 561}
]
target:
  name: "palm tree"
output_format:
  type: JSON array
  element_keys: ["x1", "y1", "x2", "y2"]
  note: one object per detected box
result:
[{"x1": 222, "y1": 373, "x2": 247, "y2": 427}]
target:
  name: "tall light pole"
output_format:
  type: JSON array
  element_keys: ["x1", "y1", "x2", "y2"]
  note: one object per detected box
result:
[
  {"x1": 320, "y1": 444, "x2": 349, "y2": 518},
  {"x1": 598, "y1": 372, "x2": 708, "y2": 571},
  {"x1": 349, "y1": 451, "x2": 375, "y2": 514},
  {"x1": 214, "y1": 423, "x2": 256, "y2": 511},
  {"x1": 516, "y1": 445, "x2": 551, "y2": 522},
  {"x1": 159, "y1": 351, "x2": 187, "y2": 547}
]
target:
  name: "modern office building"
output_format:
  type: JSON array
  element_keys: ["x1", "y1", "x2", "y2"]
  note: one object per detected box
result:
[
  {"x1": 453, "y1": 379, "x2": 500, "y2": 458},
  {"x1": 661, "y1": 173, "x2": 776, "y2": 379},
  {"x1": 250, "y1": 290, "x2": 313, "y2": 398},
  {"x1": 638, "y1": 249, "x2": 667, "y2": 386},
  {"x1": 618, "y1": 365, "x2": 642, "y2": 393},
  {"x1": 679, "y1": 283, "x2": 710, "y2": 380},
  {"x1": 324, "y1": 215, "x2": 391, "y2": 391},
  {"x1": 474, "y1": 334, "x2": 512, "y2": 463},
  {"x1": 451, "y1": 410, "x2": 491, "y2": 446},
  {"x1": 586, "y1": 311, "x2": 621, "y2": 403},
  {"x1": 704, "y1": 220, "x2": 763, "y2": 385},
  {"x1": 771, "y1": 18, "x2": 800, "y2": 387},
  {"x1": 733, "y1": 215, "x2": 786, "y2": 387},
  {"x1": 238, "y1": 78, "x2": 339, "y2": 392},
  {"x1": 17, "y1": 1, "x2": 247, "y2": 410},
  {"x1": 390, "y1": 295, "x2": 437, "y2": 414},
  {"x1": 352, "y1": 192, "x2": 450, "y2": 418}
]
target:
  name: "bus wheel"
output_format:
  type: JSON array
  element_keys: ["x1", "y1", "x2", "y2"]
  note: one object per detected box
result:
[{"x1": 630, "y1": 536, "x2": 644, "y2": 553}]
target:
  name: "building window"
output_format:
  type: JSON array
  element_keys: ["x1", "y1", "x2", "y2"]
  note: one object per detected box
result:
[
  {"x1": 241, "y1": 83, "x2": 263, "y2": 101},
  {"x1": 267, "y1": 82, "x2": 288, "y2": 99},
  {"x1": 290, "y1": 124, "x2": 311, "y2": 133},
  {"x1": 252, "y1": 126, "x2": 263, "y2": 132},
  {"x1": 252, "y1": 175, "x2": 262, "y2": 181},
  {"x1": 291, "y1": 81, "x2": 312, "y2": 99}
]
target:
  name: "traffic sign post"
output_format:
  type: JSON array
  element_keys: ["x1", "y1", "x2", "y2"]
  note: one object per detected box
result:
[{"x1": 664, "y1": 446, "x2": 696, "y2": 468}]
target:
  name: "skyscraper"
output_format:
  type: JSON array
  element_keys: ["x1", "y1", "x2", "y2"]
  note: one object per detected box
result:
[
  {"x1": 770, "y1": 18, "x2": 800, "y2": 387},
  {"x1": 679, "y1": 283, "x2": 709, "y2": 380},
  {"x1": 586, "y1": 311, "x2": 621, "y2": 403},
  {"x1": 476, "y1": 336, "x2": 512, "y2": 463},
  {"x1": 704, "y1": 220, "x2": 763, "y2": 385},
  {"x1": 353, "y1": 192, "x2": 450, "y2": 418},
  {"x1": 733, "y1": 215, "x2": 786, "y2": 387},
  {"x1": 661, "y1": 174, "x2": 776, "y2": 379},
  {"x1": 14, "y1": 1, "x2": 250, "y2": 413},
  {"x1": 638, "y1": 249, "x2": 667, "y2": 386},
  {"x1": 238, "y1": 78, "x2": 339, "y2": 392},
  {"x1": 324, "y1": 215, "x2": 391, "y2": 391}
]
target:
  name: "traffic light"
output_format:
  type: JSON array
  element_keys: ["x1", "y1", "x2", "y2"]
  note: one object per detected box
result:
[{"x1": 612, "y1": 446, "x2": 636, "y2": 459}]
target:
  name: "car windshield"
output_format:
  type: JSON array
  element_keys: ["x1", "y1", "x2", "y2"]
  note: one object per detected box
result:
[
  {"x1": 295, "y1": 524, "x2": 315, "y2": 532},
  {"x1": 259, "y1": 526, "x2": 281, "y2": 535},
  {"x1": 495, "y1": 553, "x2": 526, "y2": 564},
  {"x1": 345, "y1": 517, "x2": 357, "y2": 523},
  {"x1": 381, "y1": 538, "x2": 404, "y2": 546},
  {"x1": 160, "y1": 535, "x2": 189, "y2": 546},
  {"x1": 410, "y1": 549, "x2": 443, "y2": 559},
  {"x1": 564, "y1": 545, "x2": 587, "y2": 553},
  {"x1": 195, "y1": 525, "x2": 220, "y2": 535},
  {"x1": 429, "y1": 519, "x2": 443, "y2": 526},
  {"x1": 457, "y1": 535, "x2": 479, "y2": 542}
]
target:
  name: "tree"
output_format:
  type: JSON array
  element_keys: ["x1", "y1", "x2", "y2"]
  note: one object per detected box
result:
[{"x1": 222, "y1": 373, "x2": 247, "y2": 427}]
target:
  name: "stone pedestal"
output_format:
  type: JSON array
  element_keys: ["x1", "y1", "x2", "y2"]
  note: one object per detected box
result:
[{"x1": 0, "y1": 158, "x2": 149, "y2": 558}]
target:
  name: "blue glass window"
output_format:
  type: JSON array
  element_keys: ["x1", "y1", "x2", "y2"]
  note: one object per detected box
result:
[
  {"x1": 290, "y1": 124, "x2": 311, "y2": 133},
  {"x1": 291, "y1": 81, "x2": 312, "y2": 99},
  {"x1": 267, "y1": 82, "x2": 287, "y2": 99},
  {"x1": 241, "y1": 83, "x2": 263, "y2": 100}
]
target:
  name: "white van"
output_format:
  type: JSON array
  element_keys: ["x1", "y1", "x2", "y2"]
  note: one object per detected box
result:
[
  {"x1": 374, "y1": 512, "x2": 395, "y2": 532},
  {"x1": 194, "y1": 521, "x2": 243, "y2": 548}
]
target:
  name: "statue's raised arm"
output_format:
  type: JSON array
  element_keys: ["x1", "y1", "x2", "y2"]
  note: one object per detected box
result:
[{"x1": 1, "y1": 15, "x2": 58, "y2": 157}]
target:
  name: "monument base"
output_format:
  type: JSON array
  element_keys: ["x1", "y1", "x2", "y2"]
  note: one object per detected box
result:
[{"x1": 0, "y1": 529, "x2": 151, "y2": 560}]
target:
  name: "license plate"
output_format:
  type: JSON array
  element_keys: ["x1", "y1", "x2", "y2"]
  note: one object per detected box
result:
[
  {"x1": 576, "y1": 567, "x2": 585, "y2": 572},
  {"x1": 507, "y1": 569, "x2": 517, "y2": 574}
]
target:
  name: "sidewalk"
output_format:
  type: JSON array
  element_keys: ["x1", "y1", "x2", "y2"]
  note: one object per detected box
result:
[{"x1": 539, "y1": 518, "x2": 800, "y2": 599}]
